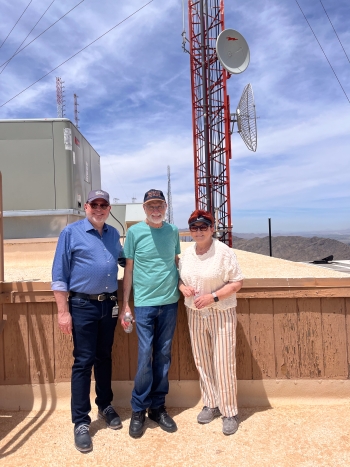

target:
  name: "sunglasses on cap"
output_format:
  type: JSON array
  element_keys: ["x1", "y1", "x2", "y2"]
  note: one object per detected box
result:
[
  {"x1": 88, "y1": 203, "x2": 110, "y2": 210},
  {"x1": 189, "y1": 224, "x2": 210, "y2": 232}
]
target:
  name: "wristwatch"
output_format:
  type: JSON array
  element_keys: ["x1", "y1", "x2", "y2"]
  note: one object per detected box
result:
[{"x1": 212, "y1": 292, "x2": 219, "y2": 302}]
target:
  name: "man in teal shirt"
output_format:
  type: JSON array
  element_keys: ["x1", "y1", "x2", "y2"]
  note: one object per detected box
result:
[{"x1": 121, "y1": 189, "x2": 180, "y2": 438}]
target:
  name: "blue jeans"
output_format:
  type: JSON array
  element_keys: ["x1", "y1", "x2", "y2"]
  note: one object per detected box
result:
[
  {"x1": 131, "y1": 302, "x2": 178, "y2": 412},
  {"x1": 69, "y1": 296, "x2": 117, "y2": 427}
]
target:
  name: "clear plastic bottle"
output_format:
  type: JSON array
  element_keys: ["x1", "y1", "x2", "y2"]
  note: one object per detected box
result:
[{"x1": 124, "y1": 311, "x2": 133, "y2": 333}]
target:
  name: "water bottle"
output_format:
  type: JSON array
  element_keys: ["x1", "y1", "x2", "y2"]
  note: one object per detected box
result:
[{"x1": 124, "y1": 311, "x2": 133, "y2": 333}]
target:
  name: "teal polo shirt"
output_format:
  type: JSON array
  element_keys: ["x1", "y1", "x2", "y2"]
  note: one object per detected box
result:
[{"x1": 124, "y1": 221, "x2": 181, "y2": 307}]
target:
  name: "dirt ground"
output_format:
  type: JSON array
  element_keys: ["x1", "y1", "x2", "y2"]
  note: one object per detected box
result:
[{"x1": 1, "y1": 405, "x2": 350, "y2": 467}]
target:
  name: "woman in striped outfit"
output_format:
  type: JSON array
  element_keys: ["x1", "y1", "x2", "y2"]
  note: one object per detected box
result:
[{"x1": 178, "y1": 210, "x2": 243, "y2": 435}]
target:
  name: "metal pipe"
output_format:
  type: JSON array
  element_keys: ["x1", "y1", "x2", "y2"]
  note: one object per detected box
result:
[
  {"x1": 200, "y1": 0, "x2": 211, "y2": 212},
  {"x1": 268, "y1": 217, "x2": 272, "y2": 257}
]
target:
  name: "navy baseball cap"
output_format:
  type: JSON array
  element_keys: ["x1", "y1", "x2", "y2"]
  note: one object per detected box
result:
[
  {"x1": 188, "y1": 216, "x2": 212, "y2": 227},
  {"x1": 143, "y1": 189, "x2": 166, "y2": 204},
  {"x1": 87, "y1": 190, "x2": 110, "y2": 203}
]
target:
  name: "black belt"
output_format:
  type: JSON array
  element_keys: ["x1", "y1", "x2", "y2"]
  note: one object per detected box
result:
[{"x1": 69, "y1": 291, "x2": 118, "y2": 301}]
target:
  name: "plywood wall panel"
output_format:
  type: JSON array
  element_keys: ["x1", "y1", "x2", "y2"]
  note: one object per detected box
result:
[
  {"x1": 236, "y1": 298, "x2": 252, "y2": 380},
  {"x1": 346, "y1": 298, "x2": 350, "y2": 379},
  {"x1": 178, "y1": 302, "x2": 198, "y2": 380},
  {"x1": 249, "y1": 299, "x2": 275, "y2": 379},
  {"x1": 274, "y1": 298, "x2": 300, "y2": 379},
  {"x1": 168, "y1": 311, "x2": 180, "y2": 380},
  {"x1": 28, "y1": 303, "x2": 55, "y2": 383},
  {"x1": 297, "y1": 298, "x2": 324, "y2": 378},
  {"x1": 0, "y1": 305, "x2": 5, "y2": 383},
  {"x1": 112, "y1": 322, "x2": 130, "y2": 381},
  {"x1": 321, "y1": 298, "x2": 348, "y2": 379},
  {"x1": 52, "y1": 303, "x2": 74, "y2": 382},
  {"x1": 3, "y1": 303, "x2": 29, "y2": 384}
]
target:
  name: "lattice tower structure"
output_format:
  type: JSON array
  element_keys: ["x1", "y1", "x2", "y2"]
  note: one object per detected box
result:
[
  {"x1": 188, "y1": 0, "x2": 232, "y2": 246},
  {"x1": 74, "y1": 93, "x2": 80, "y2": 129},
  {"x1": 167, "y1": 165, "x2": 174, "y2": 224},
  {"x1": 56, "y1": 77, "x2": 65, "y2": 118}
]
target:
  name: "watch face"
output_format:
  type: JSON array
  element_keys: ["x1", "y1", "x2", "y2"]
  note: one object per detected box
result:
[{"x1": 214, "y1": 296, "x2": 219, "y2": 302}]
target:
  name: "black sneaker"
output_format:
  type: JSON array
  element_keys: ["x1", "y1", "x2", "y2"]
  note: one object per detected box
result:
[
  {"x1": 74, "y1": 424, "x2": 92, "y2": 452},
  {"x1": 129, "y1": 410, "x2": 146, "y2": 438},
  {"x1": 98, "y1": 405, "x2": 122, "y2": 430},
  {"x1": 148, "y1": 405, "x2": 177, "y2": 433}
]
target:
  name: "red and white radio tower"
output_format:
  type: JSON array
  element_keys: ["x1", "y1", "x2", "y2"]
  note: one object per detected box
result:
[
  {"x1": 56, "y1": 77, "x2": 65, "y2": 118},
  {"x1": 187, "y1": 0, "x2": 232, "y2": 246}
]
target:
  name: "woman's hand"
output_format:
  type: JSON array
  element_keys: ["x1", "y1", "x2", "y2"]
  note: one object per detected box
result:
[
  {"x1": 194, "y1": 293, "x2": 214, "y2": 309},
  {"x1": 179, "y1": 283, "x2": 196, "y2": 298}
]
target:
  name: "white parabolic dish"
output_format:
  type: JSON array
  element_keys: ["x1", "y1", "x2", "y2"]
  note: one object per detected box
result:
[{"x1": 216, "y1": 28, "x2": 250, "y2": 74}]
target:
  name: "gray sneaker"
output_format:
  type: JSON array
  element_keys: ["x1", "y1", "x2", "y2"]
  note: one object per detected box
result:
[
  {"x1": 222, "y1": 415, "x2": 239, "y2": 435},
  {"x1": 197, "y1": 406, "x2": 221, "y2": 424}
]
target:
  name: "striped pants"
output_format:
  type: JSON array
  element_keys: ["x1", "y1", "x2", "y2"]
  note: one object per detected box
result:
[{"x1": 186, "y1": 306, "x2": 238, "y2": 418}]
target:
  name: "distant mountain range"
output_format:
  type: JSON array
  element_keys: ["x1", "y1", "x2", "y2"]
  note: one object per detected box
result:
[
  {"x1": 231, "y1": 235, "x2": 350, "y2": 262},
  {"x1": 232, "y1": 230, "x2": 350, "y2": 244}
]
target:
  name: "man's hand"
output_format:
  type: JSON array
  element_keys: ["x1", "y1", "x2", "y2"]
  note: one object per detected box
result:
[
  {"x1": 119, "y1": 304, "x2": 134, "y2": 331},
  {"x1": 54, "y1": 291, "x2": 72, "y2": 335},
  {"x1": 58, "y1": 309, "x2": 72, "y2": 335}
]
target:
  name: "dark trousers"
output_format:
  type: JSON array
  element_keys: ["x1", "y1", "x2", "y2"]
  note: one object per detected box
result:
[
  {"x1": 69, "y1": 295, "x2": 117, "y2": 427},
  {"x1": 131, "y1": 302, "x2": 178, "y2": 412}
]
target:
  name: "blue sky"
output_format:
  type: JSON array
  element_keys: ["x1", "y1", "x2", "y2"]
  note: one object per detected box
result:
[{"x1": 0, "y1": 0, "x2": 349, "y2": 232}]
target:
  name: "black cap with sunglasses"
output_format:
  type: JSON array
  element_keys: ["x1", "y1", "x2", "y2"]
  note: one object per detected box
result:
[{"x1": 188, "y1": 216, "x2": 212, "y2": 227}]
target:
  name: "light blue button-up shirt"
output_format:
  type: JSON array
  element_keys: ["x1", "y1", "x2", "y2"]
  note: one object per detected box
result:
[{"x1": 51, "y1": 218, "x2": 122, "y2": 294}]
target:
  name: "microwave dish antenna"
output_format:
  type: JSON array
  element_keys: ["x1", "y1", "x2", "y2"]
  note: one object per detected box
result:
[
  {"x1": 231, "y1": 83, "x2": 257, "y2": 152},
  {"x1": 216, "y1": 28, "x2": 250, "y2": 74}
]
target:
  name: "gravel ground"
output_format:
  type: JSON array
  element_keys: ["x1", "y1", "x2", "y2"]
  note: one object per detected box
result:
[
  {"x1": 1, "y1": 405, "x2": 350, "y2": 467},
  {"x1": 4, "y1": 241, "x2": 349, "y2": 282}
]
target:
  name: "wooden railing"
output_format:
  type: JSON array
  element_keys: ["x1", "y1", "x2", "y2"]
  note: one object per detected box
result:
[{"x1": 1, "y1": 278, "x2": 350, "y2": 385}]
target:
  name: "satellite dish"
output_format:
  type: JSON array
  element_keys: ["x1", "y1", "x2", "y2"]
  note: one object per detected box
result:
[
  {"x1": 231, "y1": 83, "x2": 257, "y2": 152},
  {"x1": 216, "y1": 29, "x2": 250, "y2": 74}
]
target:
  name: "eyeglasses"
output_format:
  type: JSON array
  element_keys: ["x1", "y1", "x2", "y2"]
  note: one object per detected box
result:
[
  {"x1": 145, "y1": 204, "x2": 165, "y2": 211},
  {"x1": 189, "y1": 224, "x2": 210, "y2": 232},
  {"x1": 88, "y1": 203, "x2": 110, "y2": 210}
]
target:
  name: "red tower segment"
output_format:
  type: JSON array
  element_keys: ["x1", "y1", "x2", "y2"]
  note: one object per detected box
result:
[{"x1": 188, "y1": 0, "x2": 232, "y2": 246}]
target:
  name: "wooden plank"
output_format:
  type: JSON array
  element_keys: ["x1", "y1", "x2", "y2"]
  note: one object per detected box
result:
[
  {"x1": 273, "y1": 298, "x2": 300, "y2": 379},
  {"x1": 52, "y1": 302, "x2": 74, "y2": 382},
  {"x1": 28, "y1": 303, "x2": 55, "y2": 383},
  {"x1": 242, "y1": 278, "x2": 350, "y2": 288},
  {"x1": 1, "y1": 282, "x2": 53, "y2": 292},
  {"x1": 249, "y1": 299, "x2": 275, "y2": 379},
  {"x1": 297, "y1": 298, "x2": 324, "y2": 378},
  {"x1": 168, "y1": 307, "x2": 180, "y2": 380},
  {"x1": 3, "y1": 303, "x2": 30, "y2": 384},
  {"x1": 178, "y1": 302, "x2": 198, "y2": 380},
  {"x1": 346, "y1": 298, "x2": 350, "y2": 379},
  {"x1": 0, "y1": 305, "x2": 4, "y2": 383},
  {"x1": 236, "y1": 298, "x2": 252, "y2": 380},
  {"x1": 238, "y1": 288, "x2": 350, "y2": 299},
  {"x1": 112, "y1": 318, "x2": 130, "y2": 381},
  {"x1": 321, "y1": 298, "x2": 348, "y2": 379}
]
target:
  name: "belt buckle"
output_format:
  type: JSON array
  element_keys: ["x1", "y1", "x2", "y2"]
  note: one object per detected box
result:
[{"x1": 97, "y1": 294, "x2": 106, "y2": 301}]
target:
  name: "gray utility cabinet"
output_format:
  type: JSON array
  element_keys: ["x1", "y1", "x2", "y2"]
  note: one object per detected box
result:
[{"x1": 0, "y1": 119, "x2": 101, "y2": 239}]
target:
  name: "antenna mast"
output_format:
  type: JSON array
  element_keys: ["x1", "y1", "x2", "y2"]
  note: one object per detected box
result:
[
  {"x1": 56, "y1": 77, "x2": 65, "y2": 118},
  {"x1": 167, "y1": 165, "x2": 174, "y2": 224},
  {"x1": 74, "y1": 93, "x2": 80, "y2": 129},
  {"x1": 187, "y1": 0, "x2": 232, "y2": 246}
]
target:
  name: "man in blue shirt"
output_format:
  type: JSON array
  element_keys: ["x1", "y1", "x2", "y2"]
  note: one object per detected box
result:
[
  {"x1": 121, "y1": 189, "x2": 180, "y2": 439},
  {"x1": 52, "y1": 190, "x2": 123, "y2": 453}
]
